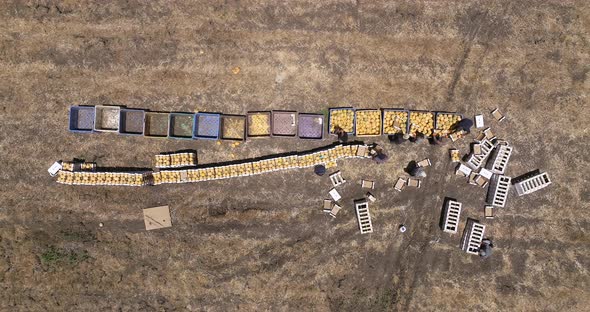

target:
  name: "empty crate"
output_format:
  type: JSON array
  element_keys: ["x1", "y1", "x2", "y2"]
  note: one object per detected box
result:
[
  {"x1": 94, "y1": 105, "x2": 121, "y2": 132},
  {"x1": 193, "y1": 112, "x2": 221, "y2": 140},
  {"x1": 221, "y1": 114, "x2": 246, "y2": 141},
  {"x1": 119, "y1": 108, "x2": 145, "y2": 135},
  {"x1": 298, "y1": 113, "x2": 324, "y2": 140},
  {"x1": 144, "y1": 112, "x2": 170, "y2": 138},
  {"x1": 69, "y1": 106, "x2": 95, "y2": 133},
  {"x1": 168, "y1": 113, "x2": 195, "y2": 139},
  {"x1": 272, "y1": 111, "x2": 298, "y2": 137}
]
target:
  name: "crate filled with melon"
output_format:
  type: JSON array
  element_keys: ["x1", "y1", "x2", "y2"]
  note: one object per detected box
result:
[
  {"x1": 328, "y1": 107, "x2": 355, "y2": 135},
  {"x1": 409, "y1": 110, "x2": 435, "y2": 137},
  {"x1": 434, "y1": 112, "x2": 463, "y2": 137},
  {"x1": 382, "y1": 109, "x2": 409, "y2": 135},
  {"x1": 355, "y1": 109, "x2": 382, "y2": 137}
]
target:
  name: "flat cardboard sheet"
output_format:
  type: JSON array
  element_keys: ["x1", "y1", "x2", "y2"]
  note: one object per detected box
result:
[{"x1": 143, "y1": 206, "x2": 172, "y2": 230}]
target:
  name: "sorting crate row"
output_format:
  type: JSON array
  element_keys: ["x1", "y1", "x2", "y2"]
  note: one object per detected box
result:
[
  {"x1": 70, "y1": 106, "x2": 463, "y2": 140},
  {"x1": 69, "y1": 106, "x2": 325, "y2": 141},
  {"x1": 54, "y1": 143, "x2": 372, "y2": 186}
]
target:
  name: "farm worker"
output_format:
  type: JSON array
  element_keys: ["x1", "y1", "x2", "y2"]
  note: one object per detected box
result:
[
  {"x1": 334, "y1": 126, "x2": 348, "y2": 143},
  {"x1": 479, "y1": 239, "x2": 494, "y2": 258},
  {"x1": 410, "y1": 132, "x2": 425, "y2": 143},
  {"x1": 429, "y1": 133, "x2": 445, "y2": 145},
  {"x1": 388, "y1": 133, "x2": 406, "y2": 145},
  {"x1": 407, "y1": 161, "x2": 426, "y2": 177},
  {"x1": 452, "y1": 118, "x2": 474, "y2": 133},
  {"x1": 369, "y1": 144, "x2": 389, "y2": 164}
]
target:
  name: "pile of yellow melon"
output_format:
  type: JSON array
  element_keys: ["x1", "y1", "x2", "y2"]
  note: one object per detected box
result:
[
  {"x1": 409, "y1": 111, "x2": 434, "y2": 136},
  {"x1": 435, "y1": 113, "x2": 462, "y2": 136},
  {"x1": 355, "y1": 110, "x2": 382, "y2": 136},
  {"x1": 383, "y1": 110, "x2": 408, "y2": 134},
  {"x1": 329, "y1": 109, "x2": 355, "y2": 133}
]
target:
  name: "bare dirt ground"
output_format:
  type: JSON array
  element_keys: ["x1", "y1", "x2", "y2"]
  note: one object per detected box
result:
[{"x1": 1, "y1": 1, "x2": 589, "y2": 311}]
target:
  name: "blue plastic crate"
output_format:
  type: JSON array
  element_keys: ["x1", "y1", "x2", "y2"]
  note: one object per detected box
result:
[
  {"x1": 193, "y1": 113, "x2": 221, "y2": 140},
  {"x1": 328, "y1": 107, "x2": 355, "y2": 135},
  {"x1": 68, "y1": 106, "x2": 95, "y2": 133}
]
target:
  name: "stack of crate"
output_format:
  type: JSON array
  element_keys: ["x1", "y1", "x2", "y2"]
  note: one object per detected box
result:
[{"x1": 155, "y1": 152, "x2": 196, "y2": 168}]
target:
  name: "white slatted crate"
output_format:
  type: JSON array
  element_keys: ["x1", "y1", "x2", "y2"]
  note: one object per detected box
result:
[
  {"x1": 514, "y1": 171, "x2": 551, "y2": 196},
  {"x1": 466, "y1": 138, "x2": 496, "y2": 169},
  {"x1": 460, "y1": 219, "x2": 486, "y2": 255},
  {"x1": 487, "y1": 175, "x2": 512, "y2": 207},
  {"x1": 442, "y1": 200, "x2": 462, "y2": 234},
  {"x1": 355, "y1": 199, "x2": 373, "y2": 234},
  {"x1": 487, "y1": 144, "x2": 513, "y2": 174}
]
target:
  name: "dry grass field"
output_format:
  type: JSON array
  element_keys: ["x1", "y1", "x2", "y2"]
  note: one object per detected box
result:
[{"x1": 0, "y1": 0, "x2": 589, "y2": 311}]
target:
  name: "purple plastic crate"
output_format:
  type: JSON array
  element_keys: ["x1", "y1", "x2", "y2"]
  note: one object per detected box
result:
[
  {"x1": 194, "y1": 113, "x2": 221, "y2": 140},
  {"x1": 298, "y1": 113, "x2": 324, "y2": 140},
  {"x1": 272, "y1": 111, "x2": 297, "y2": 137}
]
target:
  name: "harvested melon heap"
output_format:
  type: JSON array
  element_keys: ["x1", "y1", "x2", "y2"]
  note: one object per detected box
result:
[
  {"x1": 355, "y1": 110, "x2": 382, "y2": 136},
  {"x1": 409, "y1": 111, "x2": 434, "y2": 136},
  {"x1": 330, "y1": 109, "x2": 354, "y2": 133},
  {"x1": 383, "y1": 111, "x2": 408, "y2": 134}
]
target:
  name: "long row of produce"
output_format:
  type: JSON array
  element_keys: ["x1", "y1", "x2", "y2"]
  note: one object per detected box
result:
[
  {"x1": 54, "y1": 143, "x2": 371, "y2": 186},
  {"x1": 69, "y1": 105, "x2": 462, "y2": 140}
]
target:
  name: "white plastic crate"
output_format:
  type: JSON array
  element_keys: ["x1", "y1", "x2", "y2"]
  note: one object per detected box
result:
[
  {"x1": 355, "y1": 199, "x2": 373, "y2": 234},
  {"x1": 442, "y1": 200, "x2": 462, "y2": 234},
  {"x1": 329, "y1": 171, "x2": 346, "y2": 187},
  {"x1": 487, "y1": 175, "x2": 512, "y2": 207},
  {"x1": 329, "y1": 188, "x2": 341, "y2": 202},
  {"x1": 514, "y1": 172, "x2": 551, "y2": 196},
  {"x1": 460, "y1": 219, "x2": 486, "y2": 255},
  {"x1": 455, "y1": 164, "x2": 472, "y2": 177},
  {"x1": 467, "y1": 138, "x2": 496, "y2": 169},
  {"x1": 487, "y1": 144, "x2": 513, "y2": 174}
]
